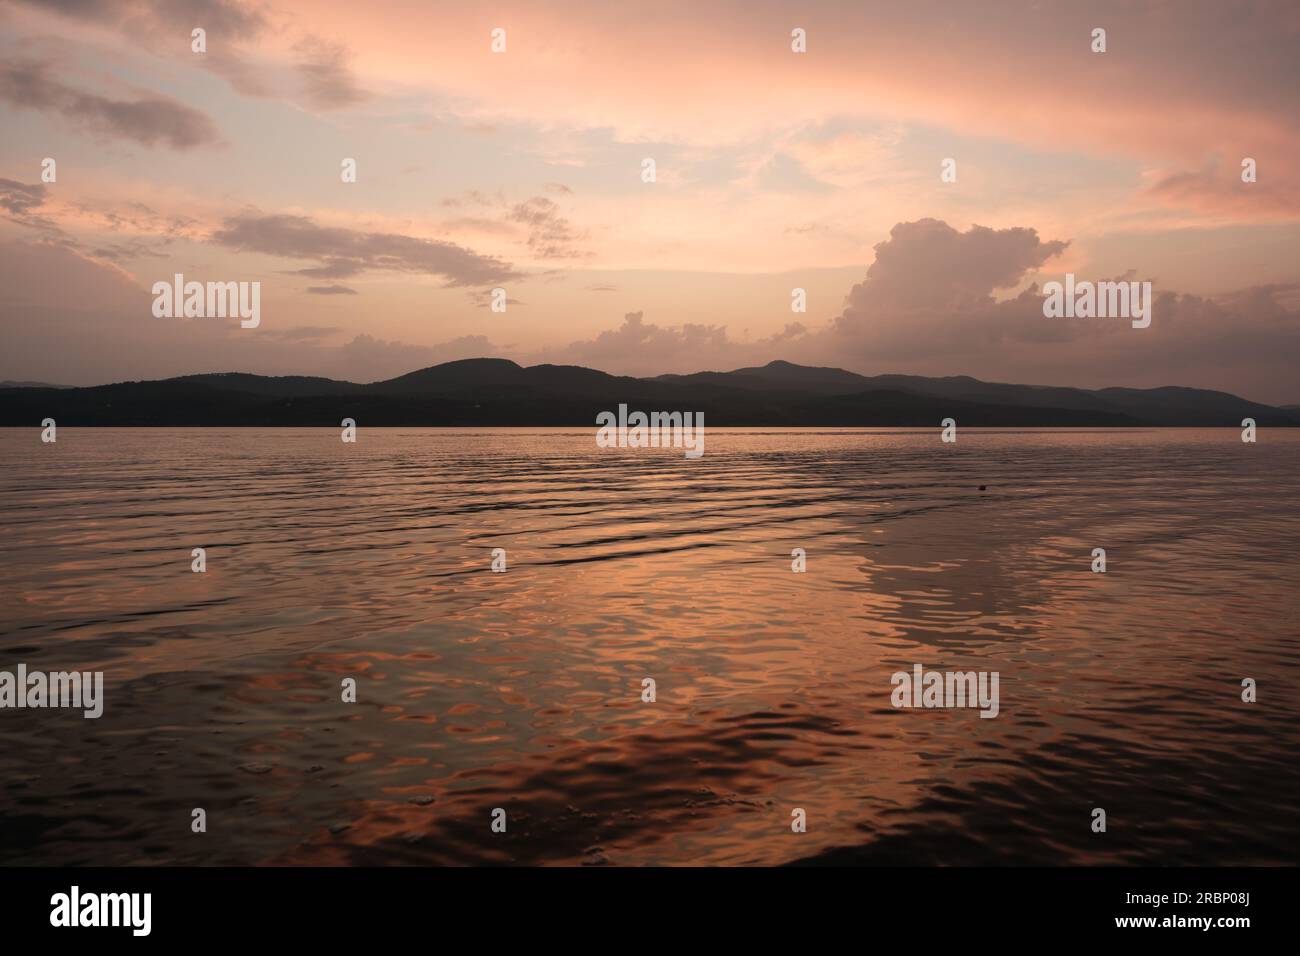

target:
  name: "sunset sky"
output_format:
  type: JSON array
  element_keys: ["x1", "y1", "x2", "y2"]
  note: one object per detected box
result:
[{"x1": 1, "y1": 0, "x2": 1298, "y2": 402}]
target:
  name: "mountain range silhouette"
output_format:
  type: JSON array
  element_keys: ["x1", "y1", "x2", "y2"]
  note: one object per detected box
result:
[{"x1": 2, "y1": 359, "x2": 1295, "y2": 426}]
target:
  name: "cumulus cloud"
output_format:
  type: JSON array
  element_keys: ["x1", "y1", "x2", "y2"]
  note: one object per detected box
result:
[
  {"x1": 535, "y1": 219, "x2": 1300, "y2": 403},
  {"x1": 846, "y1": 218, "x2": 1068, "y2": 312},
  {"x1": 508, "y1": 196, "x2": 587, "y2": 259},
  {"x1": 812, "y1": 219, "x2": 1076, "y2": 361},
  {"x1": 0, "y1": 178, "x2": 47, "y2": 217},
  {"x1": 436, "y1": 191, "x2": 590, "y2": 258},
  {"x1": 4, "y1": 214, "x2": 1299, "y2": 403},
  {"x1": 561, "y1": 311, "x2": 729, "y2": 366},
  {"x1": 0, "y1": 58, "x2": 221, "y2": 149},
  {"x1": 14, "y1": 0, "x2": 367, "y2": 108},
  {"x1": 211, "y1": 213, "x2": 523, "y2": 286},
  {"x1": 552, "y1": 311, "x2": 803, "y2": 375}
]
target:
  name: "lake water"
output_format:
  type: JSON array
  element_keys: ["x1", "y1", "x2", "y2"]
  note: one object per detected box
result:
[{"x1": 1, "y1": 427, "x2": 1296, "y2": 866}]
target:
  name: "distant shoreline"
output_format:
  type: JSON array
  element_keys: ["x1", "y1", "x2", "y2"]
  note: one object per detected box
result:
[
  {"x1": 3, "y1": 359, "x2": 1297, "y2": 428},
  {"x1": 3, "y1": 423, "x2": 1295, "y2": 429}
]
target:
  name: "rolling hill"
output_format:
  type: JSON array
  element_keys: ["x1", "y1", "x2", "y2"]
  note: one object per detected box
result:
[{"x1": 1, "y1": 359, "x2": 1295, "y2": 427}]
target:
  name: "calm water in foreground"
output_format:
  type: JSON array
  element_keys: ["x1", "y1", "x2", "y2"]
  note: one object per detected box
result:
[{"x1": 1, "y1": 427, "x2": 1297, "y2": 866}]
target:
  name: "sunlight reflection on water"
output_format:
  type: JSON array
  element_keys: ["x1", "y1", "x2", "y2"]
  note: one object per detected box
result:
[{"x1": 1, "y1": 427, "x2": 1297, "y2": 865}]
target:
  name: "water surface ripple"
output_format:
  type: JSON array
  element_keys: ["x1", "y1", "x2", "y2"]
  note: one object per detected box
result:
[{"x1": 1, "y1": 427, "x2": 1296, "y2": 865}]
